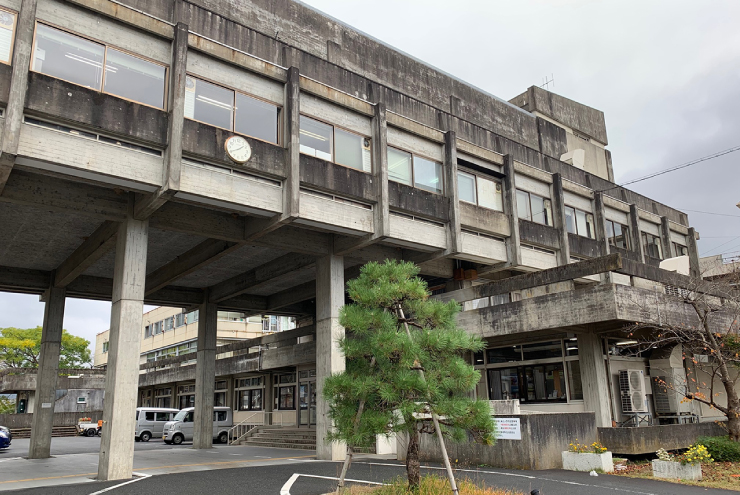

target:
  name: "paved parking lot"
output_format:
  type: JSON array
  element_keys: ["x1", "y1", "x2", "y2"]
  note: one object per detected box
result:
[{"x1": 4, "y1": 435, "x2": 189, "y2": 456}]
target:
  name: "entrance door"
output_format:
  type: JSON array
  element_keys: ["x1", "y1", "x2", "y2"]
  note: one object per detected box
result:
[{"x1": 299, "y1": 382, "x2": 317, "y2": 427}]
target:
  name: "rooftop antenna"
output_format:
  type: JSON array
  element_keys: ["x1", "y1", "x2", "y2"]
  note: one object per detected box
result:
[{"x1": 540, "y1": 74, "x2": 555, "y2": 90}]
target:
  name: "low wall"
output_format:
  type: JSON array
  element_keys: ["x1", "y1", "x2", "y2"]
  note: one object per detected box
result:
[
  {"x1": 0, "y1": 411, "x2": 103, "y2": 429},
  {"x1": 598, "y1": 422, "x2": 727, "y2": 455},
  {"x1": 399, "y1": 412, "x2": 597, "y2": 470}
]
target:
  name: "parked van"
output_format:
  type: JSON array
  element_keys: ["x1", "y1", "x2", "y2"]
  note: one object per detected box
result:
[
  {"x1": 135, "y1": 407, "x2": 180, "y2": 442},
  {"x1": 162, "y1": 407, "x2": 232, "y2": 445}
]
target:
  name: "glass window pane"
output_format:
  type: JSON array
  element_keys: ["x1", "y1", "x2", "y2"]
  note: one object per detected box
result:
[
  {"x1": 387, "y1": 147, "x2": 412, "y2": 185},
  {"x1": 103, "y1": 48, "x2": 165, "y2": 108},
  {"x1": 613, "y1": 223, "x2": 628, "y2": 249},
  {"x1": 564, "y1": 207, "x2": 576, "y2": 234},
  {"x1": 522, "y1": 341, "x2": 562, "y2": 360},
  {"x1": 184, "y1": 76, "x2": 234, "y2": 130},
  {"x1": 413, "y1": 156, "x2": 442, "y2": 194},
  {"x1": 606, "y1": 220, "x2": 615, "y2": 244},
  {"x1": 575, "y1": 209, "x2": 588, "y2": 237},
  {"x1": 489, "y1": 368, "x2": 520, "y2": 401},
  {"x1": 457, "y1": 171, "x2": 476, "y2": 204},
  {"x1": 299, "y1": 116, "x2": 332, "y2": 160},
  {"x1": 516, "y1": 190, "x2": 531, "y2": 220},
  {"x1": 251, "y1": 389, "x2": 262, "y2": 410},
  {"x1": 33, "y1": 23, "x2": 105, "y2": 90},
  {"x1": 486, "y1": 346, "x2": 522, "y2": 364},
  {"x1": 335, "y1": 128, "x2": 370, "y2": 172},
  {"x1": 530, "y1": 194, "x2": 546, "y2": 225},
  {"x1": 234, "y1": 92, "x2": 279, "y2": 144},
  {"x1": 477, "y1": 177, "x2": 503, "y2": 211},
  {"x1": 585, "y1": 214, "x2": 596, "y2": 239},
  {"x1": 0, "y1": 11, "x2": 16, "y2": 64}
]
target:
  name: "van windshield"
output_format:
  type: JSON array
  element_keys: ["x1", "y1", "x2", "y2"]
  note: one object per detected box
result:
[{"x1": 173, "y1": 410, "x2": 190, "y2": 422}]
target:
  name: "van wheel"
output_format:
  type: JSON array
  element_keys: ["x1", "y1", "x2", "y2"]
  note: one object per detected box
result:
[
  {"x1": 140, "y1": 432, "x2": 151, "y2": 442},
  {"x1": 172, "y1": 434, "x2": 184, "y2": 445},
  {"x1": 85, "y1": 429, "x2": 96, "y2": 437},
  {"x1": 218, "y1": 432, "x2": 228, "y2": 444}
]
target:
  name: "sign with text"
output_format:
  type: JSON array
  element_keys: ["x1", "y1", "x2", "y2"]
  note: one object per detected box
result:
[{"x1": 494, "y1": 417, "x2": 521, "y2": 440}]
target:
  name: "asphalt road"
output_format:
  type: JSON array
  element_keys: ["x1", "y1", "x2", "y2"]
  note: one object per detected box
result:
[
  {"x1": 3, "y1": 435, "x2": 194, "y2": 456},
  {"x1": 4, "y1": 458, "x2": 735, "y2": 495}
]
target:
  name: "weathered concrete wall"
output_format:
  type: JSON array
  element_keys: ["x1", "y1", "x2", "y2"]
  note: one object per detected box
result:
[
  {"x1": 300, "y1": 156, "x2": 374, "y2": 201},
  {"x1": 0, "y1": 410, "x2": 103, "y2": 429},
  {"x1": 388, "y1": 181, "x2": 448, "y2": 221},
  {"x1": 599, "y1": 422, "x2": 726, "y2": 455},
  {"x1": 519, "y1": 220, "x2": 560, "y2": 250},
  {"x1": 568, "y1": 233, "x2": 601, "y2": 258},
  {"x1": 400, "y1": 412, "x2": 596, "y2": 470}
]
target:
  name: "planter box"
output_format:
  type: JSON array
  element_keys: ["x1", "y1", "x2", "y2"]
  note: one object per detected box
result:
[
  {"x1": 562, "y1": 451, "x2": 614, "y2": 473},
  {"x1": 652, "y1": 459, "x2": 702, "y2": 481}
]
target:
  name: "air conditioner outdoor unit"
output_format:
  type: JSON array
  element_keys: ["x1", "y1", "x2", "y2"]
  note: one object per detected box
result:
[{"x1": 619, "y1": 369, "x2": 647, "y2": 413}]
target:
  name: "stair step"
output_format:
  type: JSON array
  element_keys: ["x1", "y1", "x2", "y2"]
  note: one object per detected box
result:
[{"x1": 241, "y1": 440, "x2": 315, "y2": 449}]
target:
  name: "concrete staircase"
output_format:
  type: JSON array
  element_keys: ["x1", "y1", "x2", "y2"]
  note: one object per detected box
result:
[
  {"x1": 10, "y1": 425, "x2": 78, "y2": 439},
  {"x1": 239, "y1": 427, "x2": 316, "y2": 450}
]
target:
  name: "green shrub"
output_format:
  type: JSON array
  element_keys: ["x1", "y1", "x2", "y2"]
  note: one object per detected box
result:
[{"x1": 697, "y1": 436, "x2": 740, "y2": 462}]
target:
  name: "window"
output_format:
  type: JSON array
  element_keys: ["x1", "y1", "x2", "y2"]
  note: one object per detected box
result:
[
  {"x1": 564, "y1": 206, "x2": 596, "y2": 239},
  {"x1": 642, "y1": 232, "x2": 663, "y2": 259},
  {"x1": 521, "y1": 341, "x2": 562, "y2": 361},
  {"x1": 488, "y1": 364, "x2": 567, "y2": 403},
  {"x1": 0, "y1": 9, "x2": 17, "y2": 65},
  {"x1": 517, "y1": 190, "x2": 552, "y2": 226},
  {"x1": 174, "y1": 313, "x2": 185, "y2": 327},
  {"x1": 605, "y1": 220, "x2": 630, "y2": 250},
  {"x1": 458, "y1": 171, "x2": 503, "y2": 211},
  {"x1": 278, "y1": 386, "x2": 295, "y2": 410},
  {"x1": 145, "y1": 411, "x2": 155, "y2": 421},
  {"x1": 299, "y1": 115, "x2": 371, "y2": 172},
  {"x1": 567, "y1": 361, "x2": 583, "y2": 400},
  {"x1": 184, "y1": 75, "x2": 280, "y2": 144},
  {"x1": 214, "y1": 392, "x2": 226, "y2": 407},
  {"x1": 186, "y1": 310, "x2": 199, "y2": 324},
  {"x1": 155, "y1": 412, "x2": 170, "y2": 421},
  {"x1": 164, "y1": 317, "x2": 174, "y2": 332},
  {"x1": 102, "y1": 341, "x2": 109, "y2": 353},
  {"x1": 673, "y1": 243, "x2": 688, "y2": 256},
  {"x1": 32, "y1": 23, "x2": 167, "y2": 109},
  {"x1": 386, "y1": 147, "x2": 443, "y2": 194},
  {"x1": 214, "y1": 410, "x2": 227, "y2": 422}
]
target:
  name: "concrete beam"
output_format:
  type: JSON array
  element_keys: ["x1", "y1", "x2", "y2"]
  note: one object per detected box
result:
[
  {"x1": 28, "y1": 280, "x2": 65, "y2": 459},
  {"x1": 502, "y1": 155, "x2": 522, "y2": 267},
  {"x1": 193, "y1": 297, "x2": 217, "y2": 449},
  {"x1": 628, "y1": 204, "x2": 645, "y2": 263},
  {"x1": 145, "y1": 239, "x2": 240, "y2": 296},
  {"x1": 660, "y1": 216, "x2": 675, "y2": 259},
  {"x1": 98, "y1": 197, "x2": 149, "y2": 481},
  {"x1": 438, "y1": 253, "x2": 622, "y2": 303},
  {"x1": 551, "y1": 173, "x2": 570, "y2": 266},
  {"x1": 134, "y1": 22, "x2": 189, "y2": 220},
  {"x1": 208, "y1": 253, "x2": 316, "y2": 303},
  {"x1": 54, "y1": 221, "x2": 119, "y2": 288},
  {"x1": 0, "y1": 0, "x2": 38, "y2": 193}
]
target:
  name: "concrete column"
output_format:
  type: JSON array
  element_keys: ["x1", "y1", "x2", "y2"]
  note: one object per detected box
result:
[
  {"x1": 193, "y1": 298, "x2": 217, "y2": 449},
  {"x1": 98, "y1": 196, "x2": 149, "y2": 481},
  {"x1": 315, "y1": 254, "x2": 345, "y2": 460},
  {"x1": 283, "y1": 66, "x2": 301, "y2": 218},
  {"x1": 502, "y1": 155, "x2": 522, "y2": 267},
  {"x1": 264, "y1": 372, "x2": 274, "y2": 425},
  {"x1": 687, "y1": 227, "x2": 701, "y2": 278},
  {"x1": 577, "y1": 332, "x2": 612, "y2": 428},
  {"x1": 551, "y1": 173, "x2": 570, "y2": 266},
  {"x1": 0, "y1": 0, "x2": 38, "y2": 193},
  {"x1": 372, "y1": 102, "x2": 389, "y2": 239},
  {"x1": 593, "y1": 192, "x2": 612, "y2": 283},
  {"x1": 27, "y1": 282, "x2": 66, "y2": 459},
  {"x1": 660, "y1": 217, "x2": 675, "y2": 259},
  {"x1": 444, "y1": 131, "x2": 461, "y2": 254},
  {"x1": 628, "y1": 204, "x2": 645, "y2": 263}
]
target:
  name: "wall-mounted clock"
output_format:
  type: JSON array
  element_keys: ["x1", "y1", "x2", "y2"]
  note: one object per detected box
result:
[{"x1": 224, "y1": 135, "x2": 252, "y2": 164}]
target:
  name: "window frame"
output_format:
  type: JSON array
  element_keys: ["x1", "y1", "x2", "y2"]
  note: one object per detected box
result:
[
  {"x1": 605, "y1": 219, "x2": 630, "y2": 250},
  {"x1": 386, "y1": 145, "x2": 444, "y2": 195},
  {"x1": 0, "y1": 7, "x2": 18, "y2": 66},
  {"x1": 183, "y1": 73, "x2": 283, "y2": 145},
  {"x1": 517, "y1": 189, "x2": 552, "y2": 226},
  {"x1": 299, "y1": 113, "x2": 372, "y2": 174},
  {"x1": 457, "y1": 168, "x2": 503, "y2": 212},
  {"x1": 642, "y1": 232, "x2": 664, "y2": 259},
  {"x1": 673, "y1": 242, "x2": 688, "y2": 257},
  {"x1": 31, "y1": 21, "x2": 170, "y2": 111}
]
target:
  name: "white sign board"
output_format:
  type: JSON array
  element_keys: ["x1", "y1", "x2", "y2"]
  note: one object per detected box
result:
[
  {"x1": 41, "y1": 402, "x2": 52, "y2": 409},
  {"x1": 494, "y1": 417, "x2": 521, "y2": 440}
]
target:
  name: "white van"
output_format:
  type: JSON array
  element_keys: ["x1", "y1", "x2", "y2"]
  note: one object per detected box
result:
[
  {"x1": 162, "y1": 406, "x2": 232, "y2": 445},
  {"x1": 134, "y1": 407, "x2": 180, "y2": 442}
]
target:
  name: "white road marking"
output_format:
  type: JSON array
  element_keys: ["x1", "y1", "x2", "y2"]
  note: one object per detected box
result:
[
  {"x1": 86, "y1": 472, "x2": 151, "y2": 495},
  {"x1": 280, "y1": 473, "x2": 385, "y2": 495},
  {"x1": 0, "y1": 457, "x2": 24, "y2": 463}
]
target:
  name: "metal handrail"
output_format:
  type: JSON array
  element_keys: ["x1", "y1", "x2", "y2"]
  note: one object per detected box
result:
[{"x1": 227, "y1": 411, "x2": 288, "y2": 445}]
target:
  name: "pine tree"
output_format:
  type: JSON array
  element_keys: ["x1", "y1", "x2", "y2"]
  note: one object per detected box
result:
[{"x1": 323, "y1": 260, "x2": 496, "y2": 492}]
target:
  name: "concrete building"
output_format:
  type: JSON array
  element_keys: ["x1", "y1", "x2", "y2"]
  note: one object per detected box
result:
[{"x1": 0, "y1": 0, "x2": 734, "y2": 479}]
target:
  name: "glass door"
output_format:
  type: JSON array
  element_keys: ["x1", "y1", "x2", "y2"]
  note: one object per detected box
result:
[{"x1": 299, "y1": 381, "x2": 317, "y2": 427}]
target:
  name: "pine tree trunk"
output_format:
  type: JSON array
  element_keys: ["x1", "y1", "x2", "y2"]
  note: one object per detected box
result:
[{"x1": 407, "y1": 426, "x2": 421, "y2": 490}]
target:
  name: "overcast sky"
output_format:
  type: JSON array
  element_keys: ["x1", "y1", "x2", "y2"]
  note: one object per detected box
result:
[{"x1": 1, "y1": 0, "x2": 738, "y2": 354}]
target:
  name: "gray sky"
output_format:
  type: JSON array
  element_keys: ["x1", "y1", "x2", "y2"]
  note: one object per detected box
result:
[{"x1": 1, "y1": 0, "x2": 739, "y2": 352}]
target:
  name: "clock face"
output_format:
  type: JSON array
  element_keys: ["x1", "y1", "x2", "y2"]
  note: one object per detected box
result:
[{"x1": 224, "y1": 136, "x2": 252, "y2": 164}]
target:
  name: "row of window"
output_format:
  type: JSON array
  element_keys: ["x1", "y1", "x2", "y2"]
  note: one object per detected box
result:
[
  {"x1": 144, "y1": 311, "x2": 195, "y2": 338},
  {"x1": 144, "y1": 341, "x2": 197, "y2": 362},
  {"x1": 458, "y1": 171, "x2": 503, "y2": 211},
  {"x1": 517, "y1": 190, "x2": 552, "y2": 226}
]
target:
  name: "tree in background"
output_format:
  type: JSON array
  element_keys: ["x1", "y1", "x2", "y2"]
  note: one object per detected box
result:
[
  {"x1": 323, "y1": 260, "x2": 495, "y2": 492},
  {"x1": 0, "y1": 327, "x2": 92, "y2": 369},
  {"x1": 0, "y1": 395, "x2": 15, "y2": 414}
]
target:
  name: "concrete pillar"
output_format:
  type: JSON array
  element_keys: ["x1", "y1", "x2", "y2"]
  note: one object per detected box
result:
[
  {"x1": 98, "y1": 196, "x2": 149, "y2": 481},
  {"x1": 551, "y1": 173, "x2": 570, "y2": 266},
  {"x1": 502, "y1": 155, "x2": 522, "y2": 267},
  {"x1": 27, "y1": 282, "x2": 66, "y2": 459},
  {"x1": 578, "y1": 332, "x2": 612, "y2": 428},
  {"x1": 687, "y1": 227, "x2": 701, "y2": 278},
  {"x1": 0, "y1": 0, "x2": 38, "y2": 193},
  {"x1": 660, "y1": 217, "x2": 675, "y2": 259},
  {"x1": 628, "y1": 204, "x2": 645, "y2": 263},
  {"x1": 444, "y1": 131, "x2": 461, "y2": 254},
  {"x1": 315, "y1": 254, "x2": 345, "y2": 460},
  {"x1": 264, "y1": 372, "x2": 274, "y2": 425},
  {"x1": 372, "y1": 102, "x2": 389, "y2": 239},
  {"x1": 193, "y1": 298, "x2": 217, "y2": 449},
  {"x1": 593, "y1": 192, "x2": 612, "y2": 283},
  {"x1": 283, "y1": 66, "x2": 301, "y2": 218}
]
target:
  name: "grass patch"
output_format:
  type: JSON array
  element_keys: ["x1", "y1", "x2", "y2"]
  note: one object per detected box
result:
[
  {"x1": 340, "y1": 475, "x2": 523, "y2": 495},
  {"x1": 614, "y1": 460, "x2": 740, "y2": 491}
]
